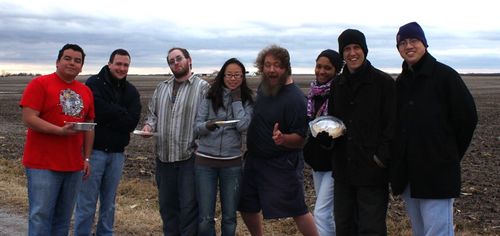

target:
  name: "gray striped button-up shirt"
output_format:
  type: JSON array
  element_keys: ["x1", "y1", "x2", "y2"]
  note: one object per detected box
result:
[{"x1": 145, "y1": 74, "x2": 209, "y2": 163}]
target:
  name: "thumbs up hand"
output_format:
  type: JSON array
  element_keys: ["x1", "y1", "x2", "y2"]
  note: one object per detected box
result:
[{"x1": 272, "y1": 122, "x2": 284, "y2": 145}]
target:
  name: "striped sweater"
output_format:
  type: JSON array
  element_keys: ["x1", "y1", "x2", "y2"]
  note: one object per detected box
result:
[{"x1": 145, "y1": 74, "x2": 209, "y2": 162}]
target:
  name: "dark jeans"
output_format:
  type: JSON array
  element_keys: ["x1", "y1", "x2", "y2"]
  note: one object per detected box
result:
[
  {"x1": 334, "y1": 181, "x2": 389, "y2": 236},
  {"x1": 195, "y1": 164, "x2": 242, "y2": 236},
  {"x1": 156, "y1": 157, "x2": 198, "y2": 236}
]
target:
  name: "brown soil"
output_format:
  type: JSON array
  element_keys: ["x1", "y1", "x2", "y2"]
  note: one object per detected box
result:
[{"x1": 0, "y1": 75, "x2": 498, "y2": 235}]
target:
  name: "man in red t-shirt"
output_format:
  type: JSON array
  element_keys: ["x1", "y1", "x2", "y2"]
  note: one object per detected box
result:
[{"x1": 19, "y1": 44, "x2": 95, "y2": 236}]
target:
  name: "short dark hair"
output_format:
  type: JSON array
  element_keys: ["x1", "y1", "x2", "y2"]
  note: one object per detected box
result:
[
  {"x1": 168, "y1": 47, "x2": 191, "y2": 69},
  {"x1": 57, "y1": 44, "x2": 85, "y2": 65},
  {"x1": 255, "y1": 44, "x2": 292, "y2": 76},
  {"x1": 109, "y1": 49, "x2": 130, "y2": 63}
]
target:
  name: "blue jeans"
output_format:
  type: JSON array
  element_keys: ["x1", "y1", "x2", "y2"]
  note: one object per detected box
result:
[
  {"x1": 402, "y1": 186, "x2": 455, "y2": 236},
  {"x1": 25, "y1": 168, "x2": 83, "y2": 236},
  {"x1": 312, "y1": 171, "x2": 335, "y2": 236},
  {"x1": 156, "y1": 157, "x2": 198, "y2": 236},
  {"x1": 195, "y1": 164, "x2": 242, "y2": 236},
  {"x1": 74, "y1": 150, "x2": 125, "y2": 236}
]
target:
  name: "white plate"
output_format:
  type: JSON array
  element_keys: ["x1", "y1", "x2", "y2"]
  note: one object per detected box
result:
[
  {"x1": 214, "y1": 120, "x2": 240, "y2": 126},
  {"x1": 133, "y1": 130, "x2": 157, "y2": 136}
]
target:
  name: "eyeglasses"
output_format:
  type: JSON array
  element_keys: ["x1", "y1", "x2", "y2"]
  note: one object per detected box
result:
[
  {"x1": 224, "y1": 73, "x2": 243, "y2": 79},
  {"x1": 398, "y1": 38, "x2": 421, "y2": 48},
  {"x1": 167, "y1": 55, "x2": 185, "y2": 65}
]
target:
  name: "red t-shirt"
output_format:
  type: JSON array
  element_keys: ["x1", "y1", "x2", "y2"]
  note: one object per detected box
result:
[{"x1": 19, "y1": 73, "x2": 95, "y2": 171}]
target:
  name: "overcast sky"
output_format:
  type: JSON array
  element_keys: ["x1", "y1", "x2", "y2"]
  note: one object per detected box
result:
[{"x1": 1, "y1": 0, "x2": 499, "y2": 75}]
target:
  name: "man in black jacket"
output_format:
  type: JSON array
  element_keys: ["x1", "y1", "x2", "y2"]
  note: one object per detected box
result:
[
  {"x1": 324, "y1": 29, "x2": 397, "y2": 235},
  {"x1": 74, "y1": 49, "x2": 142, "y2": 236},
  {"x1": 392, "y1": 22, "x2": 477, "y2": 236}
]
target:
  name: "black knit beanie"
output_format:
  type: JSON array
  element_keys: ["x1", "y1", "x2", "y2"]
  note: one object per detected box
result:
[
  {"x1": 338, "y1": 29, "x2": 368, "y2": 57},
  {"x1": 397, "y1": 22, "x2": 428, "y2": 47},
  {"x1": 316, "y1": 49, "x2": 342, "y2": 73}
]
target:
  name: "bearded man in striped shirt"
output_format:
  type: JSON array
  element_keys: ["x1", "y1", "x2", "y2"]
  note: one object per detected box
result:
[{"x1": 141, "y1": 47, "x2": 210, "y2": 235}]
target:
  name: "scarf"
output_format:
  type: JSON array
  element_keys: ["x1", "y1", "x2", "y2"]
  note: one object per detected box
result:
[{"x1": 307, "y1": 79, "x2": 332, "y2": 119}]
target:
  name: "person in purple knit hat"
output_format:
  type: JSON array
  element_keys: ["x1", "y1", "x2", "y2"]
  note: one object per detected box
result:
[{"x1": 391, "y1": 21, "x2": 478, "y2": 236}]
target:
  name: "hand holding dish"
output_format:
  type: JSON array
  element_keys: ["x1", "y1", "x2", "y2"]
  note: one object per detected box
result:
[
  {"x1": 214, "y1": 120, "x2": 240, "y2": 126},
  {"x1": 132, "y1": 130, "x2": 157, "y2": 137},
  {"x1": 309, "y1": 116, "x2": 346, "y2": 139},
  {"x1": 65, "y1": 122, "x2": 97, "y2": 131}
]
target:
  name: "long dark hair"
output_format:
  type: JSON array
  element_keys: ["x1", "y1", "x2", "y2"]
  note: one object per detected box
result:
[{"x1": 207, "y1": 58, "x2": 254, "y2": 112}]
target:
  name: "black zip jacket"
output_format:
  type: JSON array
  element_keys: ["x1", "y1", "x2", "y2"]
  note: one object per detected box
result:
[{"x1": 85, "y1": 66, "x2": 141, "y2": 152}]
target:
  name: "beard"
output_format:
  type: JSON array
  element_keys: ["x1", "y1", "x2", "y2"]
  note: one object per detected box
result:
[
  {"x1": 260, "y1": 72, "x2": 288, "y2": 96},
  {"x1": 172, "y1": 64, "x2": 190, "y2": 78}
]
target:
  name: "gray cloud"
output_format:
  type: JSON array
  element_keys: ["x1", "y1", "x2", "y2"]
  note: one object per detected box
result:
[{"x1": 1, "y1": 6, "x2": 499, "y2": 74}]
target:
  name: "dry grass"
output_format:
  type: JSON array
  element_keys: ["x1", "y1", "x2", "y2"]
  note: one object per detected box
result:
[
  {"x1": 0, "y1": 158, "x2": 28, "y2": 213},
  {"x1": 114, "y1": 178, "x2": 163, "y2": 235},
  {"x1": 0, "y1": 148, "x2": 485, "y2": 235},
  {"x1": 0, "y1": 157, "x2": 421, "y2": 235},
  {"x1": 0, "y1": 157, "x2": 413, "y2": 235},
  {"x1": 0, "y1": 132, "x2": 483, "y2": 235},
  {"x1": 111, "y1": 177, "x2": 306, "y2": 235}
]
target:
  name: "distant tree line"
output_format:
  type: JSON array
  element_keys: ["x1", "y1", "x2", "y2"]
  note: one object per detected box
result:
[
  {"x1": 387, "y1": 73, "x2": 500, "y2": 77},
  {"x1": 0, "y1": 72, "x2": 41, "y2": 77},
  {"x1": 1, "y1": 71, "x2": 498, "y2": 78}
]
